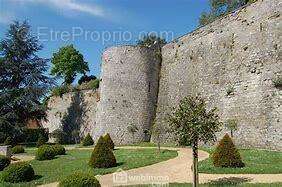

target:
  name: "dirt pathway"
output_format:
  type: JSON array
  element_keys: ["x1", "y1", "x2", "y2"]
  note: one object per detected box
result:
[{"x1": 39, "y1": 146, "x2": 282, "y2": 187}]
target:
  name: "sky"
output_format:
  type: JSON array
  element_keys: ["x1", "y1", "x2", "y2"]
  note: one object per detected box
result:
[{"x1": 0, "y1": 0, "x2": 210, "y2": 82}]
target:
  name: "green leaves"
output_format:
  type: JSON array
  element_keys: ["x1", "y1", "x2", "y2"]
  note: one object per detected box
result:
[
  {"x1": 168, "y1": 95, "x2": 222, "y2": 146},
  {"x1": 51, "y1": 45, "x2": 89, "y2": 84}
]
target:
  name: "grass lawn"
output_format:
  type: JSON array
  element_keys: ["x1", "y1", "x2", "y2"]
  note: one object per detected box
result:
[
  {"x1": 0, "y1": 148, "x2": 177, "y2": 187},
  {"x1": 129, "y1": 183, "x2": 282, "y2": 187},
  {"x1": 198, "y1": 148, "x2": 282, "y2": 174}
]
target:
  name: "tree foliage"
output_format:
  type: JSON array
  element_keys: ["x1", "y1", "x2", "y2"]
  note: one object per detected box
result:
[
  {"x1": 137, "y1": 33, "x2": 166, "y2": 49},
  {"x1": 199, "y1": 0, "x2": 257, "y2": 26},
  {"x1": 0, "y1": 21, "x2": 53, "y2": 140},
  {"x1": 168, "y1": 95, "x2": 222, "y2": 187},
  {"x1": 168, "y1": 95, "x2": 222, "y2": 146},
  {"x1": 104, "y1": 133, "x2": 114, "y2": 150},
  {"x1": 51, "y1": 45, "x2": 89, "y2": 84}
]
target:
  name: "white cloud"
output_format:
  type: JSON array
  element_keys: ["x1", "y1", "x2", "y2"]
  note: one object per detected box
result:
[{"x1": 10, "y1": 0, "x2": 106, "y2": 18}]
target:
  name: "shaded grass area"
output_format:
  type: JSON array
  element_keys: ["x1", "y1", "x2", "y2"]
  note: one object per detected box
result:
[
  {"x1": 0, "y1": 148, "x2": 177, "y2": 187},
  {"x1": 128, "y1": 182, "x2": 282, "y2": 187},
  {"x1": 198, "y1": 148, "x2": 282, "y2": 174}
]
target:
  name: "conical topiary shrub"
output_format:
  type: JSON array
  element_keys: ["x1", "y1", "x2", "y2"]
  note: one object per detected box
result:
[
  {"x1": 104, "y1": 133, "x2": 114, "y2": 150},
  {"x1": 82, "y1": 133, "x2": 94, "y2": 146},
  {"x1": 89, "y1": 136, "x2": 116, "y2": 168},
  {"x1": 212, "y1": 134, "x2": 245, "y2": 168}
]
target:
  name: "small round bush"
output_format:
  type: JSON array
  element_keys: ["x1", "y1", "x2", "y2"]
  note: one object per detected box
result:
[
  {"x1": 59, "y1": 172, "x2": 101, "y2": 187},
  {"x1": 82, "y1": 133, "x2": 94, "y2": 146},
  {"x1": 36, "y1": 135, "x2": 46, "y2": 148},
  {"x1": 2, "y1": 162, "x2": 35, "y2": 183},
  {"x1": 36, "y1": 145, "x2": 56, "y2": 161},
  {"x1": 52, "y1": 144, "x2": 66, "y2": 155},
  {"x1": 11, "y1": 145, "x2": 25, "y2": 154},
  {"x1": 212, "y1": 134, "x2": 245, "y2": 168},
  {"x1": 0, "y1": 155, "x2": 10, "y2": 171},
  {"x1": 104, "y1": 133, "x2": 114, "y2": 150},
  {"x1": 89, "y1": 136, "x2": 116, "y2": 168}
]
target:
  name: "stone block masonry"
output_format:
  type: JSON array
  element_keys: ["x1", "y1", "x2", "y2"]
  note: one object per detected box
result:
[
  {"x1": 93, "y1": 46, "x2": 161, "y2": 144},
  {"x1": 43, "y1": 0, "x2": 281, "y2": 150},
  {"x1": 153, "y1": 0, "x2": 281, "y2": 150}
]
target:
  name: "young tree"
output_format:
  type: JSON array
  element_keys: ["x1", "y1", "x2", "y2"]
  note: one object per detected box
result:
[
  {"x1": 168, "y1": 95, "x2": 222, "y2": 187},
  {"x1": 225, "y1": 119, "x2": 238, "y2": 138},
  {"x1": 0, "y1": 21, "x2": 53, "y2": 139},
  {"x1": 151, "y1": 120, "x2": 162, "y2": 153},
  {"x1": 127, "y1": 124, "x2": 138, "y2": 143},
  {"x1": 51, "y1": 45, "x2": 89, "y2": 84}
]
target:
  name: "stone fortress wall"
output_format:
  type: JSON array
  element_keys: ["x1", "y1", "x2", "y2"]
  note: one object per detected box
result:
[
  {"x1": 42, "y1": 90, "x2": 100, "y2": 142},
  {"x1": 43, "y1": 0, "x2": 281, "y2": 150},
  {"x1": 92, "y1": 46, "x2": 161, "y2": 144},
  {"x1": 153, "y1": 0, "x2": 281, "y2": 150}
]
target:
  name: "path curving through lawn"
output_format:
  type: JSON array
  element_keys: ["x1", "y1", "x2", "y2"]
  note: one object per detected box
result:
[{"x1": 40, "y1": 146, "x2": 282, "y2": 187}]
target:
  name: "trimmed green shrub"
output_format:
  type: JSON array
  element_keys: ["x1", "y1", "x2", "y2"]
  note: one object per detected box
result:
[
  {"x1": 212, "y1": 134, "x2": 245, "y2": 168},
  {"x1": 104, "y1": 133, "x2": 114, "y2": 150},
  {"x1": 52, "y1": 144, "x2": 66, "y2": 155},
  {"x1": 4, "y1": 136, "x2": 13, "y2": 146},
  {"x1": 11, "y1": 145, "x2": 25, "y2": 154},
  {"x1": 82, "y1": 133, "x2": 94, "y2": 146},
  {"x1": 89, "y1": 136, "x2": 116, "y2": 168},
  {"x1": 0, "y1": 155, "x2": 10, "y2": 171},
  {"x1": 36, "y1": 145, "x2": 56, "y2": 161},
  {"x1": 59, "y1": 172, "x2": 101, "y2": 187},
  {"x1": 36, "y1": 134, "x2": 46, "y2": 147},
  {"x1": 2, "y1": 162, "x2": 35, "y2": 183}
]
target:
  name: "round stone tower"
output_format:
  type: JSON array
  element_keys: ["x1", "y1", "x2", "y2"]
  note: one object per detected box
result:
[{"x1": 93, "y1": 45, "x2": 161, "y2": 144}]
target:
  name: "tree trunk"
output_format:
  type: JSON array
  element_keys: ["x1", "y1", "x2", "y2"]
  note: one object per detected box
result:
[
  {"x1": 192, "y1": 141, "x2": 199, "y2": 187},
  {"x1": 231, "y1": 130, "x2": 233, "y2": 138},
  {"x1": 157, "y1": 136, "x2": 161, "y2": 154}
]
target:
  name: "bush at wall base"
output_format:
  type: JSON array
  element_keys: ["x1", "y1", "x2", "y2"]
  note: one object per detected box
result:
[
  {"x1": 59, "y1": 172, "x2": 101, "y2": 187},
  {"x1": 52, "y1": 144, "x2": 66, "y2": 155},
  {"x1": 82, "y1": 133, "x2": 94, "y2": 146},
  {"x1": 0, "y1": 155, "x2": 10, "y2": 171},
  {"x1": 212, "y1": 133, "x2": 245, "y2": 168},
  {"x1": 36, "y1": 135, "x2": 46, "y2": 148},
  {"x1": 36, "y1": 145, "x2": 56, "y2": 161},
  {"x1": 2, "y1": 162, "x2": 35, "y2": 183},
  {"x1": 89, "y1": 136, "x2": 116, "y2": 168},
  {"x1": 11, "y1": 145, "x2": 25, "y2": 154},
  {"x1": 104, "y1": 133, "x2": 114, "y2": 150}
]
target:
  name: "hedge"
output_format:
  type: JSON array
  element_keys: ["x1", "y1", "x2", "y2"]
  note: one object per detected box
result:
[
  {"x1": 59, "y1": 172, "x2": 100, "y2": 187},
  {"x1": 0, "y1": 155, "x2": 10, "y2": 171},
  {"x1": 2, "y1": 162, "x2": 35, "y2": 183}
]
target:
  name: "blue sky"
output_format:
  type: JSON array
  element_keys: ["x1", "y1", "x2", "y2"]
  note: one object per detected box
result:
[{"x1": 0, "y1": 0, "x2": 210, "y2": 82}]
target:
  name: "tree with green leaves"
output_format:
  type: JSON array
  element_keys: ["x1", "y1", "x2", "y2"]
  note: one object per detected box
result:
[
  {"x1": 168, "y1": 95, "x2": 222, "y2": 187},
  {"x1": 225, "y1": 119, "x2": 238, "y2": 138},
  {"x1": 0, "y1": 21, "x2": 53, "y2": 140},
  {"x1": 51, "y1": 45, "x2": 89, "y2": 84},
  {"x1": 127, "y1": 123, "x2": 138, "y2": 142},
  {"x1": 199, "y1": 0, "x2": 256, "y2": 26},
  {"x1": 151, "y1": 120, "x2": 162, "y2": 153}
]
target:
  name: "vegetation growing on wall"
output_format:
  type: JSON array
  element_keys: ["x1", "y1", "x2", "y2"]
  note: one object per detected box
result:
[
  {"x1": 199, "y1": 0, "x2": 258, "y2": 26},
  {"x1": 273, "y1": 75, "x2": 282, "y2": 88}
]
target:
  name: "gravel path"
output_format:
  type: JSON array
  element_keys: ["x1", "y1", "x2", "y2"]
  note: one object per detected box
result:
[{"x1": 39, "y1": 146, "x2": 282, "y2": 187}]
